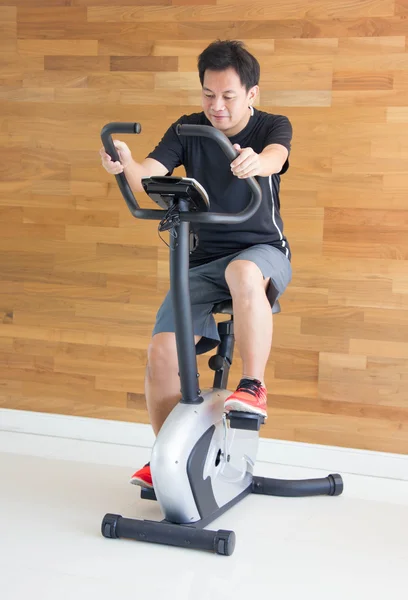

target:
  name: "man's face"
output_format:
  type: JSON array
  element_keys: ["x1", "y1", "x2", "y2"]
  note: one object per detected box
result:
[{"x1": 201, "y1": 67, "x2": 258, "y2": 137}]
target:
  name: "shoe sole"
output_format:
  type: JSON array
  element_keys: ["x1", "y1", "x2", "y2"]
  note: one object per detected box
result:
[
  {"x1": 225, "y1": 400, "x2": 267, "y2": 419},
  {"x1": 129, "y1": 476, "x2": 154, "y2": 489}
]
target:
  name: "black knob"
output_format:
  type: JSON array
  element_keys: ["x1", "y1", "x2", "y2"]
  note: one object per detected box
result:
[
  {"x1": 214, "y1": 530, "x2": 236, "y2": 556},
  {"x1": 209, "y1": 355, "x2": 225, "y2": 371},
  {"x1": 328, "y1": 474, "x2": 344, "y2": 496},
  {"x1": 101, "y1": 513, "x2": 121, "y2": 539}
]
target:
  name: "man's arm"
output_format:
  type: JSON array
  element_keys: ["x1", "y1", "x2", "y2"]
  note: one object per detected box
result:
[
  {"x1": 230, "y1": 143, "x2": 289, "y2": 179},
  {"x1": 100, "y1": 139, "x2": 169, "y2": 193},
  {"x1": 257, "y1": 144, "x2": 289, "y2": 176},
  {"x1": 124, "y1": 157, "x2": 169, "y2": 193}
]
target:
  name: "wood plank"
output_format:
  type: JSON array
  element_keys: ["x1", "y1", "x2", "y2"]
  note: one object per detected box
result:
[
  {"x1": 0, "y1": 53, "x2": 44, "y2": 73},
  {"x1": 65, "y1": 222, "x2": 161, "y2": 247},
  {"x1": 7, "y1": 0, "x2": 70, "y2": 5},
  {"x1": 266, "y1": 392, "x2": 408, "y2": 422},
  {"x1": 74, "y1": 0, "x2": 171, "y2": 5},
  {"x1": 274, "y1": 38, "x2": 338, "y2": 54},
  {"x1": 317, "y1": 190, "x2": 408, "y2": 209},
  {"x1": 383, "y1": 173, "x2": 408, "y2": 190},
  {"x1": 17, "y1": 20, "x2": 179, "y2": 40},
  {"x1": 0, "y1": 223, "x2": 66, "y2": 242},
  {"x1": 18, "y1": 39, "x2": 98, "y2": 56},
  {"x1": 22, "y1": 207, "x2": 119, "y2": 228},
  {"x1": 173, "y1": 0, "x2": 216, "y2": 4},
  {"x1": 323, "y1": 241, "x2": 408, "y2": 261},
  {"x1": 17, "y1": 7, "x2": 87, "y2": 23},
  {"x1": 87, "y1": 72, "x2": 155, "y2": 89},
  {"x1": 22, "y1": 71, "x2": 88, "y2": 88},
  {"x1": 303, "y1": 314, "x2": 408, "y2": 344},
  {"x1": 215, "y1": 0, "x2": 395, "y2": 18},
  {"x1": 0, "y1": 88, "x2": 55, "y2": 102},
  {"x1": 332, "y1": 90, "x2": 408, "y2": 107},
  {"x1": 0, "y1": 321, "x2": 153, "y2": 351},
  {"x1": 260, "y1": 91, "x2": 332, "y2": 107},
  {"x1": 0, "y1": 6, "x2": 16, "y2": 21},
  {"x1": 0, "y1": 206, "x2": 23, "y2": 223},
  {"x1": 17, "y1": 380, "x2": 128, "y2": 409},
  {"x1": 332, "y1": 156, "x2": 408, "y2": 174},
  {"x1": 334, "y1": 53, "x2": 408, "y2": 70},
  {"x1": 395, "y1": 0, "x2": 408, "y2": 14},
  {"x1": 386, "y1": 107, "x2": 408, "y2": 122},
  {"x1": 119, "y1": 88, "x2": 202, "y2": 106},
  {"x1": 0, "y1": 19, "x2": 16, "y2": 52},
  {"x1": 44, "y1": 56, "x2": 110, "y2": 71},
  {"x1": 54, "y1": 88, "x2": 121, "y2": 104},
  {"x1": 98, "y1": 39, "x2": 153, "y2": 56},
  {"x1": 324, "y1": 208, "x2": 408, "y2": 235},
  {"x1": 350, "y1": 339, "x2": 408, "y2": 360},
  {"x1": 328, "y1": 281, "x2": 408, "y2": 308},
  {"x1": 337, "y1": 35, "x2": 406, "y2": 52},
  {"x1": 110, "y1": 56, "x2": 178, "y2": 72},
  {"x1": 273, "y1": 349, "x2": 320, "y2": 381},
  {"x1": 333, "y1": 71, "x2": 393, "y2": 90}
]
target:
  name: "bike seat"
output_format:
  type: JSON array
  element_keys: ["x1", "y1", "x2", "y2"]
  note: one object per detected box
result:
[
  {"x1": 212, "y1": 300, "x2": 233, "y2": 315},
  {"x1": 212, "y1": 287, "x2": 282, "y2": 317}
]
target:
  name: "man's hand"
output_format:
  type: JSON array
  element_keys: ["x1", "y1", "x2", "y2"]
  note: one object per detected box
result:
[
  {"x1": 230, "y1": 144, "x2": 261, "y2": 179},
  {"x1": 99, "y1": 140, "x2": 133, "y2": 174},
  {"x1": 230, "y1": 143, "x2": 289, "y2": 178}
]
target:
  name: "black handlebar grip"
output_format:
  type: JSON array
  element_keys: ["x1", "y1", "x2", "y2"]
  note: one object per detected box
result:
[
  {"x1": 101, "y1": 122, "x2": 141, "y2": 162},
  {"x1": 100, "y1": 122, "x2": 166, "y2": 220}
]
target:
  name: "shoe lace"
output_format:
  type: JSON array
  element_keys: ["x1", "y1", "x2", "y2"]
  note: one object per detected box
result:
[{"x1": 236, "y1": 378, "x2": 264, "y2": 398}]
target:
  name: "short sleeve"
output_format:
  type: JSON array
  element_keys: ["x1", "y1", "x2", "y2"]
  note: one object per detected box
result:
[
  {"x1": 146, "y1": 118, "x2": 185, "y2": 175},
  {"x1": 264, "y1": 115, "x2": 293, "y2": 175}
]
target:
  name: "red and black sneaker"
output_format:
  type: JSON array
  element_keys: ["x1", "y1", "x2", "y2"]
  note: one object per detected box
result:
[
  {"x1": 129, "y1": 463, "x2": 153, "y2": 489},
  {"x1": 224, "y1": 378, "x2": 268, "y2": 419}
]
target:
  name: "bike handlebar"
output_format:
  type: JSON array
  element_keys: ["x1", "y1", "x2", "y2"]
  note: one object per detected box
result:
[{"x1": 100, "y1": 122, "x2": 262, "y2": 224}]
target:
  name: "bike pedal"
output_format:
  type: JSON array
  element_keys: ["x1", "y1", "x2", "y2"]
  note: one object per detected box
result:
[{"x1": 226, "y1": 411, "x2": 265, "y2": 431}]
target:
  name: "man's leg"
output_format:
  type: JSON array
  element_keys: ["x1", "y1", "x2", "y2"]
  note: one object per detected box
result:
[
  {"x1": 145, "y1": 332, "x2": 201, "y2": 436},
  {"x1": 129, "y1": 332, "x2": 200, "y2": 488},
  {"x1": 224, "y1": 259, "x2": 272, "y2": 383},
  {"x1": 223, "y1": 259, "x2": 273, "y2": 417}
]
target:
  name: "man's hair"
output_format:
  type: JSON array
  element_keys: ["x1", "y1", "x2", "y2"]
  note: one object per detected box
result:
[{"x1": 197, "y1": 40, "x2": 260, "y2": 92}]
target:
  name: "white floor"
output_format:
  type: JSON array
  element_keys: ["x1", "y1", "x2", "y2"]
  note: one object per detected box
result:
[{"x1": 1, "y1": 430, "x2": 408, "y2": 600}]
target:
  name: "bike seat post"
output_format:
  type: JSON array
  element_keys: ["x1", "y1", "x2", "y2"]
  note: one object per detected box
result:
[{"x1": 209, "y1": 302, "x2": 235, "y2": 390}]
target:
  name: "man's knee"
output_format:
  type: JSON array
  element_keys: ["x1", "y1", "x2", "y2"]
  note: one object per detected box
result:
[
  {"x1": 225, "y1": 259, "x2": 268, "y2": 295},
  {"x1": 147, "y1": 333, "x2": 178, "y2": 380},
  {"x1": 146, "y1": 332, "x2": 202, "y2": 380}
]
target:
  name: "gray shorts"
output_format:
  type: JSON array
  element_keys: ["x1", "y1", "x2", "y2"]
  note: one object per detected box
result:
[{"x1": 152, "y1": 244, "x2": 292, "y2": 355}]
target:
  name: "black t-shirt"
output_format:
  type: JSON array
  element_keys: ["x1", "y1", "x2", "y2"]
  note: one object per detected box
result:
[{"x1": 147, "y1": 108, "x2": 292, "y2": 267}]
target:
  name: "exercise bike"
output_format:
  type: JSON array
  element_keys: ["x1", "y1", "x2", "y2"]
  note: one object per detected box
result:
[{"x1": 100, "y1": 122, "x2": 343, "y2": 556}]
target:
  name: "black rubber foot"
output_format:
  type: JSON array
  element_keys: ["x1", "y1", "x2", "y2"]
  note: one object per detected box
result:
[
  {"x1": 328, "y1": 473, "x2": 344, "y2": 496},
  {"x1": 102, "y1": 513, "x2": 120, "y2": 539},
  {"x1": 214, "y1": 530, "x2": 236, "y2": 556}
]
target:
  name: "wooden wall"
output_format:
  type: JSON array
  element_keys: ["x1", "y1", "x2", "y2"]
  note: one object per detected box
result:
[{"x1": 0, "y1": 0, "x2": 407, "y2": 454}]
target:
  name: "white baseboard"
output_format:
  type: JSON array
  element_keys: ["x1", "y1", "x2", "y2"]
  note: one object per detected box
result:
[{"x1": 0, "y1": 408, "x2": 407, "y2": 481}]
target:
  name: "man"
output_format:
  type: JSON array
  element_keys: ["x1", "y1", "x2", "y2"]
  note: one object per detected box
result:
[{"x1": 100, "y1": 40, "x2": 292, "y2": 488}]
